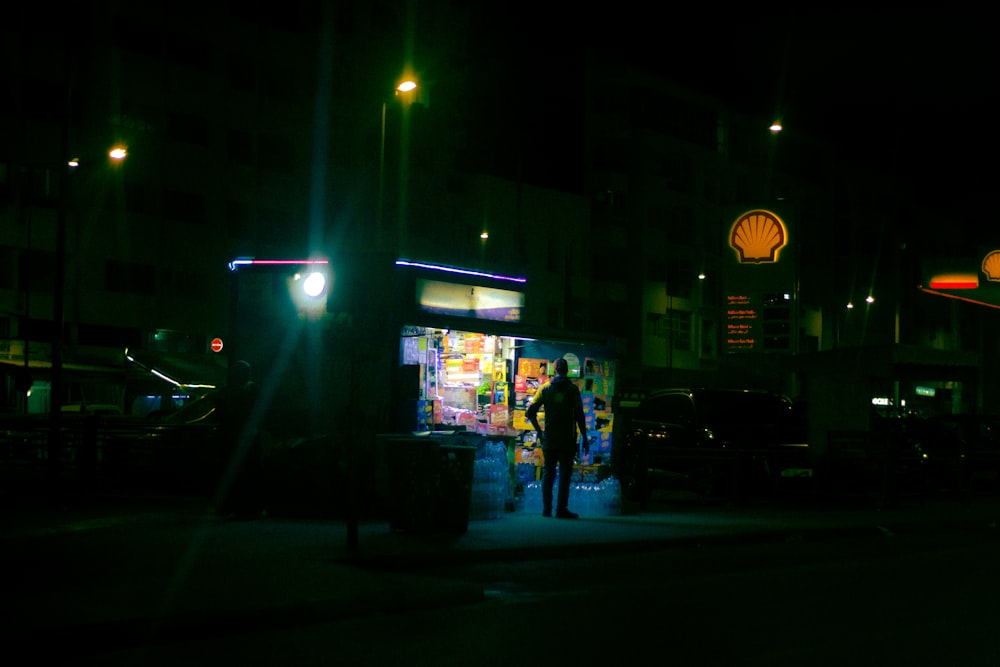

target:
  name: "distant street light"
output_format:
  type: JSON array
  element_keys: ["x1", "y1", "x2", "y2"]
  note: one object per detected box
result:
[{"x1": 68, "y1": 146, "x2": 127, "y2": 168}]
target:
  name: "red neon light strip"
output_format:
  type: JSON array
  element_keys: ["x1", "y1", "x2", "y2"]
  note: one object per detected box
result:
[
  {"x1": 929, "y1": 280, "x2": 979, "y2": 289},
  {"x1": 245, "y1": 259, "x2": 328, "y2": 265},
  {"x1": 918, "y1": 286, "x2": 1000, "y2": 310}
]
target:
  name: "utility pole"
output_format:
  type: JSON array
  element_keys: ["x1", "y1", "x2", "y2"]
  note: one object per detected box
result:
[{"x1": 48, "y1": 44, "x2": 71, "y2": 477}]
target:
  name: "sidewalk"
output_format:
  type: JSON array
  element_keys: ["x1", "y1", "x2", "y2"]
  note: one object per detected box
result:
[{"x1": 3, "y1": 488, "x2": 1000, "y2": 657}]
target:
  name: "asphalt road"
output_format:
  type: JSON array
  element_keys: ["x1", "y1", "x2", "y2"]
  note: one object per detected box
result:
[{"x1": 85, "y1": 524, "x2": 1000, "y2": 666}]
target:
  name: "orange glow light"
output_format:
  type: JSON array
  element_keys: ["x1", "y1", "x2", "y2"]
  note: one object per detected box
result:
[{"x1": 929, "y1": 272, "x2": 979, "y2": 289}]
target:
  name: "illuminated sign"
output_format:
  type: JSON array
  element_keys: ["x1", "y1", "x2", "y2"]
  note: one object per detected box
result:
[
  {"x1": 983, "y1": 250, "x2": 1000, "y2": 282},
  {"x1": 728, "y1": 210, "x2": 788, "y2": 264},
  {"x1": 416, "y1": 279, "x2": 524, "y2": 322},
  {"x1": 929, "y1": 272, "x2": 979, "y2": 289},
  {"x1": 919, "y1": 253, "x2": 1000, "y2": 310},
  {"x1": 726, "y1": 294, "x2": 758, "y2": 351}
]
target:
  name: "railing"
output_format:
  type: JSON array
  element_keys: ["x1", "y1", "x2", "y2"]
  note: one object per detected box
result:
[{"x1": 0, "y1": 416, "x2": 220, "y2": 494}]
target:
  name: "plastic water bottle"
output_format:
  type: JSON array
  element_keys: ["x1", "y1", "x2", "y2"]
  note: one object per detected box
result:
[
  {"x1": 601, "y1": 476, "x2": 622, "y2": 515},
  {"x1": 523, "y1": 481, "x2": 542, "y2": 514}
]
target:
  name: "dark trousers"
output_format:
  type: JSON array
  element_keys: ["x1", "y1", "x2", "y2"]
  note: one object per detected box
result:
[{"x1": 542, "y1": 442, "x2": 575, "y2": 512}]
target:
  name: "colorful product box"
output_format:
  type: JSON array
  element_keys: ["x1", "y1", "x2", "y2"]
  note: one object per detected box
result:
[{"x1": 596, "y1": 431, "x2": 612, "y2": 453}]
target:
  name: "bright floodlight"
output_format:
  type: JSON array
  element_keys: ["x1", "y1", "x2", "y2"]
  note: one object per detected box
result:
[
  {"x1": 397, "y1": 80, "x2": 417, "y2": 92},
  {"x1": 109, "y1": 147, "x2": 127, "y2": 160},
  {"x1": 303, "y1": 272, "x2": 326, "y2": 297}
]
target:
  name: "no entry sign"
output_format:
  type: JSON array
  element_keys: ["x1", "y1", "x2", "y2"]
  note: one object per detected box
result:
[{"x1": 210, "y1": 337, "x2": 224, "y2": 353}]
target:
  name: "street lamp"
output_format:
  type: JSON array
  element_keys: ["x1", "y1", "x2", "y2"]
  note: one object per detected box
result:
[
  {"x1": 377, "y1": 80, "x2": 417, "y2": 251},
  {"x1": 49, "y1": 144, "x2": 128, "y2": 472}
]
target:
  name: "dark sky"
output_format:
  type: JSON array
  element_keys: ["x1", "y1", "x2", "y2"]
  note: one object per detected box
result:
[{"x1": 467, "y1": 7, "x2": 996, "y2": 219}]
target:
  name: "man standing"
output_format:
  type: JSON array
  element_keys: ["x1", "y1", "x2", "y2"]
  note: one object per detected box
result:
[{"x1": 526, "y1": 358, "x2": 589, "y2": 518}]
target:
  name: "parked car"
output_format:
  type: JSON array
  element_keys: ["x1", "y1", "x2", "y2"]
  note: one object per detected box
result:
[
  {"x1": 905, "y1": 413, "x2": 1000, "y2": 494},
  {"x1": 618, "y1": 387, "x2": 811, "y2": 504}
]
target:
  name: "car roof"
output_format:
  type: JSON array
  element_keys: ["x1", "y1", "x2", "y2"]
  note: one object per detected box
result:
[{"x1": 643, "y1": 387, "x2": 785, "y2": 399}]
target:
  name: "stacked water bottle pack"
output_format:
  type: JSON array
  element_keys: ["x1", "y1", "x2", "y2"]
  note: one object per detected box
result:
[
  {"x1": 521, "y1": 473, "x2": 622, "y2": 516},
  {"x1": 469, "y1": 440, "x2": 511, "y2": 521}
]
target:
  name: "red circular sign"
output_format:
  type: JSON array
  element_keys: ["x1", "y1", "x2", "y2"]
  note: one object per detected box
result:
[{"x1": 210, "y1": 337, "x2": 224, "y2": 353}]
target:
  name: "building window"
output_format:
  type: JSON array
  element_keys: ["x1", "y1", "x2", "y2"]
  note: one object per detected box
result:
[
  {"x1": 0, "y1": 247, "x2": 15, "y2": 289},
  {"x1": 649, "y1": 152, "x2": 693, "y2": 193},
  {"x1": 228, "y1": 55, "x2": 256, "y2": 94},
  {"x1": 123, "y1": 182, "x2": 158, "y2": 216},
  {"x1": 20, "y1": 249, "x2": 57, "y2": 293},
  {"x1": 163, "y1": 31, "x2": 212, "y2": 70},
  {"x1": 0, "y1": 161, "x2": 10, "y2": 205},
  {"x1": 162, "y1": 189, "x2": 207, "y2": 226},
  {"x1": 646, "y1": 310, "x2": 692, "y2": 351},
  {"x1": 227, "y1": 130, "x2": 254, "y2": 165},
  {"x1": 647, "y1": 258, "x2": 695, "y2": 296},
  {"x1": 262, "y1": 69, "x2": 297, "y2": 102},
  {"x1": 167, "y1": 112, "x2": 211, "y2": 147},
  {"x1": 647, "y1": 205, "x2": 670, "y2": 233},
  {"x1": 700, "y1": 317, "x2": 718, "y2": 359},
  {"x1": 593, "y1": 189, "x2": 627, "y2": 228},
  {"x1": 113, "y1": 16, "x2": 162, "y2": 58},
  {"x1": 166, "y1": 268, "x2": 209, "y2": 300},
  {"x1": 22, "y1": 165, "x2": 59, "y2": 207},
  {"x1": 105, "y1": 260, "x2": 156, "y2": 295},
  {"x1": 226, "y1": 200, "x2": 251, "y2": 239},
  {"x1": 259, "y1": 134, "x2": 295, "y2": 173},
  {"x1": 594, "y1": 144, "x2": 628, "y2": 173}
]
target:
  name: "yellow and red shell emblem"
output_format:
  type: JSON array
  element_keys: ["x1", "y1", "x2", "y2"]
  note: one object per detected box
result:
[
  {"x1": 729, "y1": 210, "x2": 787, "y2": 264},
  {"x1": 982, "y1": 250, "x2": 1000, "y2": 282}
]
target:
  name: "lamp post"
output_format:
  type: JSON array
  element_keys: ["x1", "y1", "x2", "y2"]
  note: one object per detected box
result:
[
  {"x1": 48, "y1": 146, "x2": 127, "y2": 473},
  {"x1": 377, "y1": 80, "x2": 417, "y2": 252}
]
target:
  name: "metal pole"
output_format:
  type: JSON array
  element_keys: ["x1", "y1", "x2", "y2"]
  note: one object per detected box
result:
[
  {"x1": 377, "y1": 101, "x2": 387, "y2": 250},
  {"x1": 48, "y1": 47, "x2": 71, "y2": 477}
]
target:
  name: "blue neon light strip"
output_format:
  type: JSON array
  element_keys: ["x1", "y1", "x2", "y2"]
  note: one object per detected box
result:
[{"x1": 395, "y1": 259, "x2": 526, "y2": 284}]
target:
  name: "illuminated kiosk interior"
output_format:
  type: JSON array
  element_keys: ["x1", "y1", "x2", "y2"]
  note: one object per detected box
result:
[{"x1": 396, "y1": 259, "x2": 617, "y2": 475}]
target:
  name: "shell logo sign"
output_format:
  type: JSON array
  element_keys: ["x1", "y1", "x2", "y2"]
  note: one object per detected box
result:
[
  {"x1": 983, "y1": 250, "x2": 1000, "y2": 282},
  {"x1": 729, "y1": 210, "x2": 788, "y2": 264}
]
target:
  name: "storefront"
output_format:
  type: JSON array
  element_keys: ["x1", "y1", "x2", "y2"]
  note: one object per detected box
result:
[
  {"x1": 225, "y1": 254, "x2": 624, "y2": 524},
  {"x1": 391, "y1": 261, "x2": 619, "y2": 515}
]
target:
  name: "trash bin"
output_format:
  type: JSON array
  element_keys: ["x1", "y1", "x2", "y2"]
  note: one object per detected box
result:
[
  {"x1": 386, "y1": 437, "x2": 440, "y2": 532},
  {"x1": 437, "y1": 444, "x2": 476, "y2": 533}
]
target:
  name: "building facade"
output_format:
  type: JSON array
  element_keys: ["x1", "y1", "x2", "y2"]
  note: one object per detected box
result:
[{"x1": 2, "y1": 3, "x2": 994, "y2": 427}]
